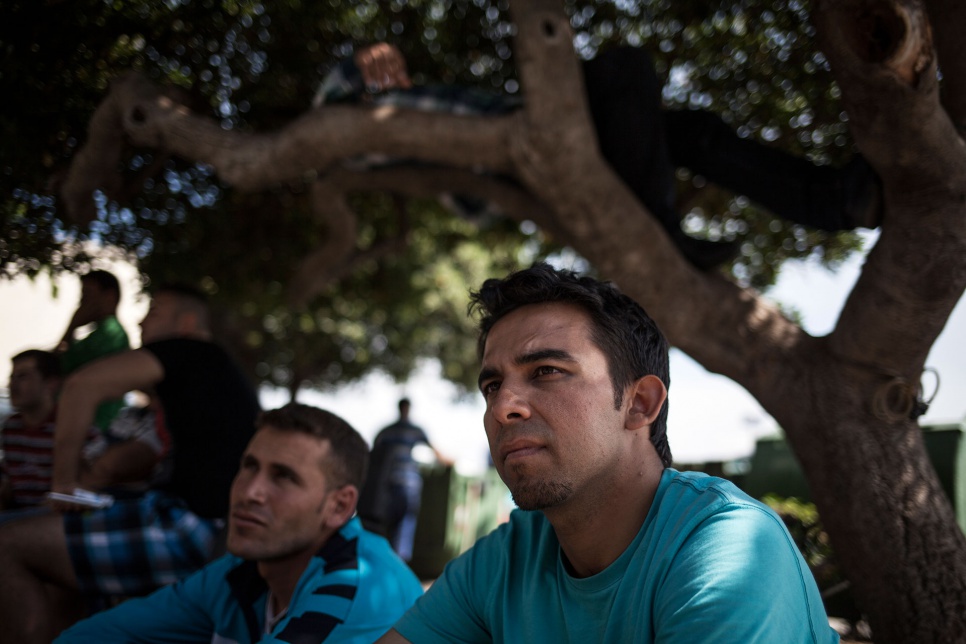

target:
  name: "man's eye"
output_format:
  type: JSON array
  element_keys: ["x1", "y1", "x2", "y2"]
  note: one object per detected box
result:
[
  {"x1": 275, "y1": 470, "x2": 297, "y2": 483},
  {"x1": 534, "y1": 365, "x2": 560, "y2": 377},
  {"x1": 481, "y1": 381, "x2": 500, "y2": 396}
]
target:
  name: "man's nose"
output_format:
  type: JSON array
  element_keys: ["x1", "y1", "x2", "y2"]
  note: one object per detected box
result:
[
  {"x1": 489, "y1": 382, "x2": 532, "y2": 424},
  {"x1": 239, "y1": 473, "x2": 268, "y2": 503}
]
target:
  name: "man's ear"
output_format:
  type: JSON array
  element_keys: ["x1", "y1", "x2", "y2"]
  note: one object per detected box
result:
[
  {"x1": 323, "y1": 484, "x2": 360, "y2": 531},
  {"x1": 625, "y1": 375, "x2": 667, "y2": 432}
]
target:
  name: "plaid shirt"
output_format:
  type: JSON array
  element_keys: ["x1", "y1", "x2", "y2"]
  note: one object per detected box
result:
[{"x1": 313, "y1": 57, "x2": 521, "y2": 115}]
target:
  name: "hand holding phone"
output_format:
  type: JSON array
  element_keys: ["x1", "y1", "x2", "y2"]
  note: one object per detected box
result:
[{"x1": 46, "y1": 488, "x2": 114, "y2": 509}]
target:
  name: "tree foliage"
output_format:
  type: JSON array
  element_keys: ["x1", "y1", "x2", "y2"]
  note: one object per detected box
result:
[
  {"x1": 5, "y1": 1, "x2": 966, "y2": 639},
  {"x1": 1, "y1": 0, "x2": 863, "y2": 391}
]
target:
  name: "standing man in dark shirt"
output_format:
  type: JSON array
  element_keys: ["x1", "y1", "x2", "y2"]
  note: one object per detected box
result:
[
  {"x1": 358, "y1": 398, "x2": 442, "y2": 562},
  {"x1": 0, "y1": 284, "x2": 261, "y2": 644}
]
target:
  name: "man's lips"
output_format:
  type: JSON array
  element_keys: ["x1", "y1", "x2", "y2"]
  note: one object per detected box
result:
[
  {"x1": 230, "y1": 509, "x2": 268, "y2": 529},
  {"x1": 501, "y1": 439, "x2": 546, "y2": 464}
]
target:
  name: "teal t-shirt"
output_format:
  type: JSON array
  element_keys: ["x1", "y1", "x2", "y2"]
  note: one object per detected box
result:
[
  {"x1": 395, "y1": 469, "x2": 839, "y2": 643},
  {"x1": 61, "y1": 315, "x2": 130, "y2": 431}
]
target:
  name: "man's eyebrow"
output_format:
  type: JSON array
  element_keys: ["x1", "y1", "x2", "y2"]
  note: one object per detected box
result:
[
  {"x1": 269, "y1": 462, "x2": 301, "y2": 482},
  {"x1": 478, "y1": 349, "x2": 577, "y2": 390},
  {"x1": 517, "y1": 349, "x2": 577, "y2": 365}
]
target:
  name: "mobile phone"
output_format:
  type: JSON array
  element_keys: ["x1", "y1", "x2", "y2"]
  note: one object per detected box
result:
[{"x1": 47, "y1": 489, "x2": 114, "y2": 509}]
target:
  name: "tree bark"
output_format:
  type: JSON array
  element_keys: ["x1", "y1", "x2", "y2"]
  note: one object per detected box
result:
[{"x1": 508, "y1": 0, "x2": 966, "y2": 640}]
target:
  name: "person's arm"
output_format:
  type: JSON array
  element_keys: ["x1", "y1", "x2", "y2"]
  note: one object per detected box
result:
[
  {"x1": 79, "y1": 441, "x2": 160, "y2": 489},
  {"x1": 80, "y1": 403, "x2": 166, "y2": 488},
  {"x1": 55, "y1": 562, "x2": 218, "y2": 643},
  {"x1": 51, "y1": 349, "x2": 164, "y2": 508}
]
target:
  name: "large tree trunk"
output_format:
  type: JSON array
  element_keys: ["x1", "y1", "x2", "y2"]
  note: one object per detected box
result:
[
  {"x1": 508, "y1": 0, "x2": 966, "y2": 640},
  {"x1": 58, "y1": 0, "x2": 966, "y2": 639}
]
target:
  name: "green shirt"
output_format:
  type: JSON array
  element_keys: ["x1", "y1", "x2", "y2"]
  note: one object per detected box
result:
[{"x1": 62, "y1": 315, "x2": 130, "y2": 431}]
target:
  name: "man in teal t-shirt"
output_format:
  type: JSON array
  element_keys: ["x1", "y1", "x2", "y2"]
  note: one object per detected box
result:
[
  {"x1": 377, "y1": 263, "x2": 838, "y2": 643},
  {"x1": 57, "y1": 270, "x2": 130, "y2": 431}
]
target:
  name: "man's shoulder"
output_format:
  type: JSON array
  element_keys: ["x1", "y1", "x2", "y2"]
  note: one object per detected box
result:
[
  {"x1": 1, "y1": 412, "x2": 56, "y2": 436},
  {"x1": 143, "y1": 337, "x2": 216, "y2": 352},
  {"x1": 642, "y1": 470, "x2": 800, "y2": 574},
  {"x1": 81, "y1": 315, "x2": 129, "y2": 346},
  {"x1": 284, "y1": 519, "x2": 423, "y2": 636},
  {"x1": 142, "y1": 338, "x2": 236, "y2": 370},
  {"x1": 1, "y1": 412, "x2": 25, "y2": 430},
  {"x1": 98, "y1": 315, "x2": 129, "y2": 336},
  {"x1": 659, "y1": 469, "x2": 760, "y2": 509},
  {"x1": 645, "y1": 469, "x2": 779, "y2": 545},
  {"x1": 316, "y1": 517, "x2": 423, "y2": 590}
]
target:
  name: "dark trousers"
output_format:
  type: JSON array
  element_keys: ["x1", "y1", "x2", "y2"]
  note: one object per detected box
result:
[{"x1": 582, "y1": 47, "x2": 866, "y2": 232}]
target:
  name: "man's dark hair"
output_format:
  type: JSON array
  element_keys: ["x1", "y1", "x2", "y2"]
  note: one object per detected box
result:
[
  {"x1": 12, "y1": 349, "x2": 62, "y2": 380},
  {"x1": 256, "y1": 403, "x2": 369, "y2": 490},
  {"x1": 81, "y1": 270, "x2": 121, "y2": 303},
  {"x1": 468, "y1": 262, "x2": 672, "y2": 467}
]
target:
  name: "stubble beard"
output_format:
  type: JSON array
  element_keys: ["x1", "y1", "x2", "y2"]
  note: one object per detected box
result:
[{"x1": 509, "y1": 478, "x2": 574, "y2": 511}]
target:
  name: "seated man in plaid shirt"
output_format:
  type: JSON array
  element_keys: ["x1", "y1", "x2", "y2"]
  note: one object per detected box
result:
[
  {"x1": 314, "y1": 42, "x2": 882, "y2": 270},
  {"x1": 0, "y1": 284, "x2": 262, "y2": 642}
]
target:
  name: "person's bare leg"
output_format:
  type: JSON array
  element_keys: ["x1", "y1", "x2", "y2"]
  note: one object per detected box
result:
[{"x1": 0, "y1": 512, "x2": 82, "y2": 644}]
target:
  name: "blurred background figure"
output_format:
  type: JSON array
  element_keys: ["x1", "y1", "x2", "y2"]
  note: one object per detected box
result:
[
  {"x1": 55, "y1": 270, "x2": 130, "y2": 432},
  {"x1": 1, "y1": 350, "x2": 66, "y2": 511},
  {"x1": 358, "y1": 398, "x2": 447, "y2": 562}
]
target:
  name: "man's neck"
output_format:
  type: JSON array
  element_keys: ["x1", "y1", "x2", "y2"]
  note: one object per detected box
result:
[
  {"x1": 546, "y1": 444, "x2": 665, "y2": 578},
  {"x1": 256, "y1": 538, "x2": 330, "y2": 614},
  {"x1": 18, "y1": 403, "x2": 54, "y2": 428}
]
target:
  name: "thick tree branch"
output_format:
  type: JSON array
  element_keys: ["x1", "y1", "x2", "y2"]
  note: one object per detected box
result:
[
  {"x1": 60, "y1": 72, "x2": 520, "y2": 223},
  {"x1": 508, "y1": 0, "x2": 807, "y2": 384},
  {"x1": 815, "y1": 0, "x2": 966, "y2": 381},
  {"x1": 288, "y1": 165, "x2": 562, "y2": 306}
]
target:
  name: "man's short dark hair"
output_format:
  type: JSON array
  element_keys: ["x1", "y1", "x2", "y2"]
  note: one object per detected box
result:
[
  {"x1": 468, "y1": 262, "x2": 672, "y2": 467},
  {"x1": 12, "y1": 349, "x2": 62, "y2": 380},
  {"x1": 81, "y1": 270, "x2": 121, "y2": 303},
  {"x1": 256, "y1": 403, "x2": 369, "y2": 490}
]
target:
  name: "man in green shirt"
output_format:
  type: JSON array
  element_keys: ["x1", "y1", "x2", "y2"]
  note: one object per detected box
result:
[{"x1": 56, "y1": 270, "x2": 130, "y2": 431}]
